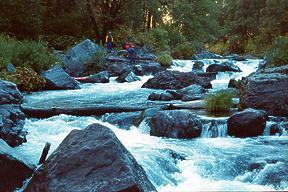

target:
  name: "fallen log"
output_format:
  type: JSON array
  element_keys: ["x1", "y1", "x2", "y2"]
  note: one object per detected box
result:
[{"x1": 23, "y1": 106, "x2": 153, "y2": 118}]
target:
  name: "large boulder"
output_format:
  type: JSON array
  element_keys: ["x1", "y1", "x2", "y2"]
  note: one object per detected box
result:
[
  {"x1": 116, "y1": 70, "x2": 140, "y2": 83},
  {"x1": 134, "y1": 61, "x2": 164, "y2": 75},
  {"x1": 227, "y1": 108, "x2": 268, "y2": 138},
  {"x1": 77, "y1": 71, "x2": 110, "y2": 83},
  {"x1": 0, "y1": 105, "x2": 27, "y2": 147},
  {"x1": 63, "y1": 39, "x2": 100, "y2": 77},
  {"x1": 0, "y1": 80, "x2": 22, "y2": 104},
  {"x1": 206, "y1": 61, "x2": 242, "y2": 73},
  {"x1": 43, "y1": 65, "x2": 81, "y2": 90},
  {"x1": 240, "y1": 73, "x2": 288, "y2": 116},
  {"x1": 150, "y1": 110, "x2": 203, "y2": 138},
  {"x1": 0, "y1": 139, "x2": 36, "y2": 192},
  {"x1": 25, "y1": 123, "x2": 157, "y2": 192},
  {"x1": 192, "y1": 50, "x2": 223, "y2": 60},
  {"x1": 106, "y1": 62, "x2": 132, "y2": 76},
  {"x1": 142, "y1": 71, "x2": 212, "y2": 90}
]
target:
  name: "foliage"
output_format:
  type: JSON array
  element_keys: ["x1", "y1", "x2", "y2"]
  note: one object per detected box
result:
[
  {"x1": 156, "y1": 53, "x2": 173, "y2": 67},
  {"x1": 266, "y1": 36, "x2": 288, "y2": 67},
  {"x1": 171, "y1": 42, "x2": 196, "y2": 59},
  {"x1": 205, "y1": 89, "x2": 235, "y2": 115},
  {"x1": 43, "y1": 35, "x2": 83, "y2": 50},
  {"x1": 208, "y1": 42, "x2": 229, "y2": 55},
  {"x1": 86, "y1": 47, "x2": 108, "y2": 74},
  {"x1": 0, "y1": 67, "x2": 46, "y2": 91},
  {"x1": 0, "y1": 34, "x2": 57, "y2": 73}
]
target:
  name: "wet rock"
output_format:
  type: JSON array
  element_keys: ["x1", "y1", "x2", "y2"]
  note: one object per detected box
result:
[
  {"x1": 0, "y1": 139, "x2": 36, "y2": 192},
  {"x1": 106, "y1": 62, "x2": 132, "y2": 76},
  {"x1": 116, "y1": 70, "x2": 140, "y2": 83},
  {"x1": 134, "y1": 108, "x2": 161, "y2": 126},
  {"x1": 148, "y1": 92, "x2": 175, "y2": 101},
  {"x1": 228, "y1": 79, "x2": 240, "y2": 89},
  {"x1": 142, "y1": 71, "x2": 212, "y2": 90},
  {"x1": 259, "y1": 65, "x2": 288, "y2": 74},
  {"x1": 225, "y1": 54, "x2": 246, "y2": 61},
  {"x1": 102, "y1": 112, "x2": 141, "y2": 130},
  {"x1": 134, "y1": 61, "x2": 164, "y2": 75},
  {"x1": 6, "y1": 63, "x2": 16, "y2": 73},
  {"x1": 227, "y1": 108, "x2": 268, "y2": 138},
  {"x1": 240, "y1": 73, "x2": 288, "y2": 116},
  {"x1": 192, "y1": 50, "x2": 223, "y2": 60},
  {"x1": 63, "y1": 39, "x2": 100, "y2": 77},
  {"x1": 181, "y1": 94, "x2": 204, "y2": 102},
  {"x1": 0, "y1": 105, "x2": 27, "y2": 147},
  {"x1": 269, "y1": 122, "x2": 288, "y2": 136},
  {"x1": 25, "y1": 123, "x2": 157, "y2": 192},
  {"x1": 206, "y1": 60, "x2": 242, "y2": 73},
  {"x1": 150, "y1": 110, "x2": 203, "y2": 138},
  {"x1": 192, "y1": 61, "x2": 205, "y2": 72},
  {"x1": 177, "y1": 84, "x2": 206, "y2": 96},
  {"x1": 43, "y1": 65, "x2": 80, "y2": 90},
  {"x1": 78, "y1": 71, "x2": 110, "y2": 83},
  {"x1": 0, "y1": 80, "x2": 23, "y2": 104},
  {"x1": 243, "y1": 54, "x2": 256, "y2": 60}
]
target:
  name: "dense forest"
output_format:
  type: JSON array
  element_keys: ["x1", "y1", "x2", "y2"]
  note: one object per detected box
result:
[{"x1": 0, "y1": 0, "x2": 287, "y2": 54}]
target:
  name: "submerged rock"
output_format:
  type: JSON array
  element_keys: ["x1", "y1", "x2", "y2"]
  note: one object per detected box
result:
[
  {"x1": 206, "y1": 60, "x2": 242, "y2": 73},
  {"x1": 25, "y1": 123, "x2": 157, "y2": 192},
  {"x1": 150, "y1": 110, "x2": 203, "y2": 139},
  {"x1": 63, "y1": 39, "x2": 100, "y2": 77},
  {"x1": 192, "y1": 50, "x2": 223, "y2": 60},
  {"x1": 240, "y1": 73, "x2": 288, "y2": 116},
  {"x1": 0, "y1": 139, "x2": 35, "y2": 192},
  {"x1": 142, "y1": 71, "x2": 212, "y2": 90},
  {"x1": 43, "y1": 65, "x2": 80, "y2": 90},
  {"x1": 227, "y1": 108, "x2": 268, "y2": 138}
]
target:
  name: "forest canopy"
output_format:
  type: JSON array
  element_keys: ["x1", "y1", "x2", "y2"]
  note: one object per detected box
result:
[{"x1": 0, "y1": 0, "x2": 287, "y2": 55}]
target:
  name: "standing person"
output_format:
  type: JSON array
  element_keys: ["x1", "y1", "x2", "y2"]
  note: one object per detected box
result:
[
  {"x1": 105, "y1": 32, "x2": 113, "y2": 52},
  {"x1": 127, "y1": 43, "x2": 136, "y2": 63}
]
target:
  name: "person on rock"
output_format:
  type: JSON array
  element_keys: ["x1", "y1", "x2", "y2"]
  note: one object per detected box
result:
[
  {"x1": 124, "y1": 43, "x2": 136, "y2": 63},
  {"x1": 105, "y1": 32, "x2": 113, "y2": 52}
]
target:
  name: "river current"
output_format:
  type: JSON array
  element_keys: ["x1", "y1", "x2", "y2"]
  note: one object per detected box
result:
[{"x1": 16, "y1": 59, "x2": 288, "y2": 191}]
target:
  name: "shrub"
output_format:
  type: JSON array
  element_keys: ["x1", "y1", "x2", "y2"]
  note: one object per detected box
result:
[
  {"x1": 0, "y1": 67, "x2": 46, "y2": 91},
  {"x1": 208, "y1": 42, "x2": 228, "y2": 55},
  {"x1": 156, "y1": 53, "x2": 173, "y2": 67},
  {"x1": 44, "y1": 35, "x2": 82, "y2": 50},
  {"x1": 205, "y1": 89, "x2": 235, "y2": 115},
  {"x1": 266, "y1": 36, "x2": 288, "y2": 67},
  {"x1": 86, "y1": 47, "x2": 107, "y2": 74},
  {"x1": 171, "y1": 42, "x2": 195, "y2": 59},
  {"x1": 0, "y1": 34, "x2": 57, "y2": 73}
]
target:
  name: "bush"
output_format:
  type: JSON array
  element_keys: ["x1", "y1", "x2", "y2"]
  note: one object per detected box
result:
[
  {"x1": 171, "y1": 42, "x2": 196, "y2": 59},
  {"x1": 208, "y1": 42, "x2": 228, "y2": 55},
  {"x1": 156, "y1": 53, "x2": 173, "y2": 67},
  {"x1": 266, "y1": 36, "x2": 288, "y2": 67},
  {"x1": 205, "y1": 89, "x2": 235, "y2": 115},
  {"x1": 86, "y1": 47, "x2": 107, "y2": 74},
  {"x1": 44, "y1": 35, "x2": 82, "y2": 50},
  {"x1": 0, "y1": 34, "x2": 57, "y2": 73},
  {"x1": 0, "y1": 67, "x2": 46, "y2": 91}
]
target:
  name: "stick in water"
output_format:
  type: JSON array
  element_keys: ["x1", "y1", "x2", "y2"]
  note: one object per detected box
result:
[{"x1": 38, "y1": 142, "x2": 51, "y2": 165}]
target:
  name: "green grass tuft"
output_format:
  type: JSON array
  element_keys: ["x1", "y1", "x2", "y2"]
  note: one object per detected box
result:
[{"x1": 156, "y1": 53, "x2": 173, "y2": 67}]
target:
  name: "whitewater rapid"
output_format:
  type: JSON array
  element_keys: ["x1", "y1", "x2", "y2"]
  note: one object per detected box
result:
[{"x1": 16, "y1": 59, "x2": 288, "y2": 191}]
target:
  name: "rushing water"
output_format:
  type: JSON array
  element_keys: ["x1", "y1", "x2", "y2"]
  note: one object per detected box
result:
[{"x1": 16, "y1": 59, "x2": 288, "y2": 191}]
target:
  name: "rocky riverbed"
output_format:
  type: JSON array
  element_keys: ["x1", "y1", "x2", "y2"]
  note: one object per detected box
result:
[{"x1": 1, "y1": 40, "x2": 287, "y2": 191}]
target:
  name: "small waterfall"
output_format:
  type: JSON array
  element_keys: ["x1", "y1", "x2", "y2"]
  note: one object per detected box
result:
[
  {"x1": 263, "y1": 119, "x2": 288, "y2": 136},
  {"x1": 200, "y1": 118, "x2": 228, "y2": 138}
]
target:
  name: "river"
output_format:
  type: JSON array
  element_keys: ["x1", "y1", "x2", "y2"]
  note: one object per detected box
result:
[{"x1": 15, "y1": 59, "x2": 288, "y2": 191}]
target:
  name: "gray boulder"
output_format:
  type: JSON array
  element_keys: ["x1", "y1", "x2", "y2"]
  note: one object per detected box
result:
[
  {"x1": 106, "y1": 62, "x2": 132, "y2": 76},
  {"x1": 148, "y1": 92, "x2": 175, "y2": 101},
  {"x1": 0, "y1": 80, "x2": 22, "y2": 104},
  {"x1": 63, "y1": 39, "x2": 100, "y2": 77},
  {"x1": 227, "y1": 108, "x2": 268, "y2": 138},
  {"x1": 240, "y1": 73, "x2": 288, "y2": 116},
  {"x1": 142, "y1": 71, "x2": 212, "y2": 90},
  {"x1": 116, "y1": 70, "x2": 140, "y2": 83},
  {"x1": 43, "y1": 65, "x2": 80, "y2": 90},
  {"x1": 192, "y1": 50, "x2": 223, "y2": 60},
  {"x1": 0, "y1": 105, "x2": 26, "y2": 147},
  {"x1": 150, "y1": 110, "x2": 203, "y2": 138},
  {"x1": 77, "y1": 71, "x2": 110, "y2": 83},
  {"x1": 0, "y1": 139, "x2": 35, "y2": 192},
  {"x1": 25, "y1": 123, "x2": 157, "y2": 192}
]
